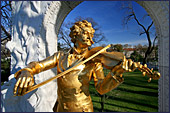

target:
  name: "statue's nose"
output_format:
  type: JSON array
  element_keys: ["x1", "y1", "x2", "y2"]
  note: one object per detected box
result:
[{"x1": 90, "y1": 38, "x2": 94, "y2": 44}]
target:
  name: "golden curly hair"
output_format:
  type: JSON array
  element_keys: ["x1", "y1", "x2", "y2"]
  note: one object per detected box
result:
[{"x1": 69, "y1": 20, "x2": 95, "y2": 43}]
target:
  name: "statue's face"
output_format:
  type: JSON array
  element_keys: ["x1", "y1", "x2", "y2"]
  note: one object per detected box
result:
[{"x1": 75, "y1": 30, "x2": 94, "y2": 48}]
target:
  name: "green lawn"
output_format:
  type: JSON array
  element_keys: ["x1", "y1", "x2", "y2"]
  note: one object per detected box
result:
[{"x1": 89, "y1": 70, "x2": 158, "y2": 112}]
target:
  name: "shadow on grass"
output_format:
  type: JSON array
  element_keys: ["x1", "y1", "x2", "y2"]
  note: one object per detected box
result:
[
  {"x1": 116, "y1": 87, "x2": 158, "y2": 97},
  {"x1": 92, "y1": 101, "x2": 118, "y2": 112},
  {"x1": 93, "y1": 106, "x2": 103, "y2": 112},
  {"x1": 104, "y1": 102, "x2": 147, "y2": 112},
  {"x1": 89, "y1": 83, "x2": 158, "y2": 98},
  {"x1": 124, "y1": 75, "x2": 158, "y2": 83},
  {"x1": 123, "y1": 82, "x2": 158, "y2": 90},
  {"x1": 92, "y1": 100, "x2": 147, "y2": 112},
  {"x1": 107, "y1": 95, "x2": 158, "y2": 109},
  {"x1": 90, "y1": 71, "x2": 158, "y2": 112}
]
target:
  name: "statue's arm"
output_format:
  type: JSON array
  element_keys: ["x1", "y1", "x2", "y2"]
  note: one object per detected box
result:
[
  {"x1": 93, "y1": 63, "x2": 124, "y2": 95},
  {"x1": 14, "y1": 52, "x2": 61, "y2": 96},
  {"x1": 27, "y1": 52, "x2": 59, "y2": 75},
  {"x1": 93, "y1": 54, "x2": 160, "y2": 95},
  {"x1": 93, "y1": 56, "x2": 138, "y2": 95}
]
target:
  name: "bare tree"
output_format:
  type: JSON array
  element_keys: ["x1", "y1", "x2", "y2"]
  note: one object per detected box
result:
[
  {"x1": 1, "y1": 1, "x2": 12, "y2": 82},
  {"x1": 1, "y1": 1, "x2": 12, "y2": 40},
  {"x1": 58, "y1": 16, "x2": 106, "y2": 51},
  {"x1": 1, "y1": 1, "x2": 12, "y2": 57},
  {"x1": 58, "y1": 21, "x2": 73, "y2": 51},
  {"x1": 121, "y1": 2, "x2": 158, "y2": 64}
]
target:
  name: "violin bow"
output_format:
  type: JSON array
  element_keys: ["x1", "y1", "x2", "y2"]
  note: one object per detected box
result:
[{"x1": 23, "y1": 44, "x2": 111, "y2": 95}]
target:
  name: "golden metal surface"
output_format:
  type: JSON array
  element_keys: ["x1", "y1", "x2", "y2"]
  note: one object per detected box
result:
[
  {"x1": 20, "y1": 45, "x2": 111, "y2": 95},
  {"x1": 13, "y1": 20, "x2": 160, "y2": 112}
]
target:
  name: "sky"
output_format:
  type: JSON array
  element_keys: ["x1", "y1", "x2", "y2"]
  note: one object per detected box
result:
[{"x1": 62, "y1": 1, "x2": 156, "y2": 47}]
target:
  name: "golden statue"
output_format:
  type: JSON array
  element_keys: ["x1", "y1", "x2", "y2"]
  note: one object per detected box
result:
[{"x1": 13, "y1": 20, "x2": 160, "y2": 112}]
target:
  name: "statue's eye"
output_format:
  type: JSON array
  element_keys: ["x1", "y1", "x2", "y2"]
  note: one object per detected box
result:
[{"x1": 87, "y1": 37, "x2": 90, "y2": 40}]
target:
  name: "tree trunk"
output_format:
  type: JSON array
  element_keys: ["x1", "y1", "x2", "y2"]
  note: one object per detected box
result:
[
  {"x1": 143, "y1": 54, "x2": 147, "y2": 65},
  {"x1": 100, "y1": 94, "x2": 105, "y2": 112}
]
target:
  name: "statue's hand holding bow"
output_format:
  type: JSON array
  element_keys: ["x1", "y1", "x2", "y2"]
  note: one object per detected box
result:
[{"x1": 14, "y1": 68, "x2": 34, "y2": 96}]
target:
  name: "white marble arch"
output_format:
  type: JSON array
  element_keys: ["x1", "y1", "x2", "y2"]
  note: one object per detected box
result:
[
  {"x1": 1, "y1": 1, "x2": 169, "y2": 112},
  {"x1": 136, "y1": 1, "x2": 169, "y2": 112}
]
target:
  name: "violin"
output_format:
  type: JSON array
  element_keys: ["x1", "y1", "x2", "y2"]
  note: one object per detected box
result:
[
  {"x1": 85, "y1": 46, "x2": 124, "y2": 70},
  {"x1": 85, "y1": 45, "x2": 160, "y2": 82},
  {"x1": 18, "y1": 44, "x2": 160, "y2": 95}
]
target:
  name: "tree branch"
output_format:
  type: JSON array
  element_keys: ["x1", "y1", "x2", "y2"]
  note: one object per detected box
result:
[
  {"x1": 1, "y1": 25, "x2": 11, "y2": 39},
  {"x1": 59, "y1": 31, "x2": 72, "y2": 48},
  {"x1": 1, "y1": 4, "x2": 9, "y2": 10},
  {"x1": 139, "y1": 31, "x2": 146, "y2": 36},
  {"x1": 133, "y1": 13, "x2": 147, "y2": 32},
  {"x1": 149, "y1": 36, "x2": 157, "y2": 54},
  {"x1": 147, "y1": 21, "x2": 153, "y2": 32}
]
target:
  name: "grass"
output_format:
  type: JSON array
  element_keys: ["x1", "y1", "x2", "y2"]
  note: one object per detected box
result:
[
  {"x1": 89, "y1": 69, "x2": 158, "y2": 112},
  {"x1": 1, "y1": 82, "x2": 4, "y2": 86}
]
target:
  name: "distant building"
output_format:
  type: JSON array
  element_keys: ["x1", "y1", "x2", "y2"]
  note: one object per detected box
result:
[{"x1": 123, "y1": 48, "x2": 136, "y2": 58}]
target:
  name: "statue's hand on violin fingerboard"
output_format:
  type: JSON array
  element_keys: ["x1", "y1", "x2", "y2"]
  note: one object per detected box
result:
[
  {"x1": 121, "y1": 56, "x2": 160, "y2": 82},
  {"x1": 121, "y1": 56, "x2": 138, "y2": 72},
  {"x1": 111, "y1": 56, "x2": 138, "y2": 76}
]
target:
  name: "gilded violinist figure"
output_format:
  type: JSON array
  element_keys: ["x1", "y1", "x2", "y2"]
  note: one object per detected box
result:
[{"x1": 13, "y1": 20, "x2": 160, "y2": 112}]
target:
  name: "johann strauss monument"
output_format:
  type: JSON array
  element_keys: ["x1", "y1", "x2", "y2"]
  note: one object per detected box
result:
[{"x1": 1, "y1": 1, "x2": 169, "y2": 112}]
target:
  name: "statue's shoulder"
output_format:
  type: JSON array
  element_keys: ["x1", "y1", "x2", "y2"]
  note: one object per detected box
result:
[{"x1": 52, "y1": 51, "x2": 69, "y2": 58}]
